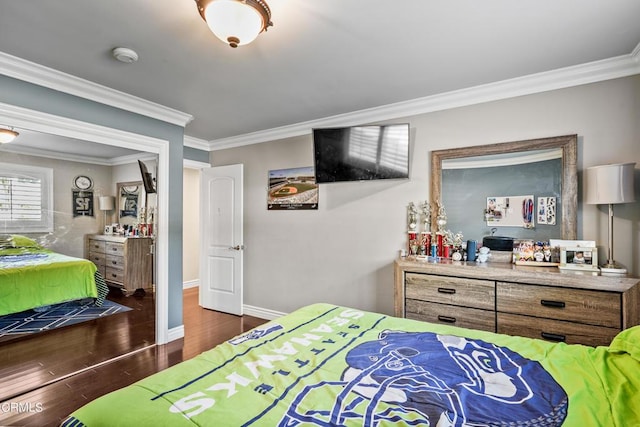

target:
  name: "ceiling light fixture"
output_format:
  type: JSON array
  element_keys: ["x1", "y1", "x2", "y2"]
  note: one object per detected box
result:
[
  {"x1": 112, "y1": 47, "x2": 139, "y2": 63},
  {"x1": 0, "y1": 127, "x2": 19, "y2": 144},
  {"x1": 195, "y1": 0, "x2": 273, "y2": 48}
]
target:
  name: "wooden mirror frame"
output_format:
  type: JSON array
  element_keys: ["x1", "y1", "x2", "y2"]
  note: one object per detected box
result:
[{"x1": 430, "y1": 134, "x2": 578, "y2": 240}]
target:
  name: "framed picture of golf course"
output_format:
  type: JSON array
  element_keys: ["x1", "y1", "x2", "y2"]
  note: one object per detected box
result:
[{"x1": 268, "y1": 166, "x2": 319, "y2": 210}]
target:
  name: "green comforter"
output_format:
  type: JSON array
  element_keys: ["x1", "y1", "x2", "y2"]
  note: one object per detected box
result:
[
  {"x1": 0, "y1": 247, "x2": 99, "y2": 316},
  {"x1": 65, "y1": 303, "x2": 640, "y2": 426}
]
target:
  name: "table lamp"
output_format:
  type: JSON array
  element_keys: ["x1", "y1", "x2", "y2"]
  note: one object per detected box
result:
[
  {"x1": 99, "y1": 196, "x2": 116, "y2": 234},
  {"x1": 585, "y1": 162, "x2": 636, "y2": 274}
]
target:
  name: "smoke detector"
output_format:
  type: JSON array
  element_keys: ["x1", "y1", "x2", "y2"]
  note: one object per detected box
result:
[{"x1": 112, "y1": 47, "x2": 139, "y2": 63}]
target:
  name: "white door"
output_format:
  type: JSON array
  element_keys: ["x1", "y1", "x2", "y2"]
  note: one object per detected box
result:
[{"x1": 199, "y1": 164, "x2": 243, "y2": 315}]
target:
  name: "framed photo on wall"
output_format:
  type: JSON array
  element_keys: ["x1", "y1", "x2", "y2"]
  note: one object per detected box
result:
[
  {"x1": 267, "y1": 166, "x2": 318, "y2": 210},
  {"x1": 72, "y1": 190, "x2": 94, "y2": 217}
]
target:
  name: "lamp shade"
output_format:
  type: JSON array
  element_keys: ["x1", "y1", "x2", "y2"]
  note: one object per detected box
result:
[
  {"x1": 99, "y1": 196, "x2": 115, "y2": 211},
  {"x1": 585, "y1": 162, "x2": 635, "y2": 205}
]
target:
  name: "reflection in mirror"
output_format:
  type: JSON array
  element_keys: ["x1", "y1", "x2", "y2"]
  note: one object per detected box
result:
[
  {"x1": 118, "y1": 181, "x2": 143, "y2": 225},
  {"x1": 0, "y1": 129, "x2": 156, "y2": 403},
  {"x1": 431, "y1": 135, "x2": 577, "y2": 244}
]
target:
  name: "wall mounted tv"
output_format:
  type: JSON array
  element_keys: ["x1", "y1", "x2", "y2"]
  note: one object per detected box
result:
[{"x1": 313, "y1": 123, "x2": 410, "y2": 183}]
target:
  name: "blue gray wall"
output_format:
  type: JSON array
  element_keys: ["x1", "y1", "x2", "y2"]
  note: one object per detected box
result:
[{"x1": 184, "y1": 146, "x2": 210, "y2": 163}]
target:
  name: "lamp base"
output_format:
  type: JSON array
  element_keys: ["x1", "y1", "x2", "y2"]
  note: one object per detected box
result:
[{"x1": 600, "y1": 262, "x2": 627, "y2": 276}]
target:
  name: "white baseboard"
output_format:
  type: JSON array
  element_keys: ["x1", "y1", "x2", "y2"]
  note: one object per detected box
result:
[
  {"x1": 243, "y1": 304, "x2": 287, "y2": 320},
  {"x1": 183, "y1": 280, "x2": 199, "y2": 289},
  {"x1": 167, "y1": 324, "x2": 185, "y2": 342}
]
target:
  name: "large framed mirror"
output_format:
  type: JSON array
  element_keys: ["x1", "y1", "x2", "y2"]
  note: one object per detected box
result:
[
  {"x1": 431, "y1": 134, "x2": 577, "y2": 242},
  {"x1": 117, "y1": 181, "x2": 143, "y2": 225}
]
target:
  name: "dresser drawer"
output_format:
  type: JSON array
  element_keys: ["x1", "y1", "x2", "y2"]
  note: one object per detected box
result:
[
  {"x1": 405, "y1": 273, "x2": 494, "y2": 310},
  {"x1": 105, "y1": 267, "x2": 125, "y2": 284},
  {"x1": 106, "y1": 254, "x2": 125, "y2": 270},
  {"x1": 88, "y1": 239, "x2": 105, "y2": 254},
  {"x1": 88, "y1": 251, "x2": 106, "y2": 267},
  {"x1": 496, "y1": 282, "x2": 621, "y2": 328},
  {"x1": 407, "y1": 299, "x2": 496, "y2": 332},
  {"x1": 497, "y1": 313, "x2": 618, "y2": 347},
  {"x1": 105, "y1": 242, "x2": 125, "y2": 257}
]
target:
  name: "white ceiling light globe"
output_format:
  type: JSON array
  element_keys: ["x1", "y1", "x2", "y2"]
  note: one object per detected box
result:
[{"x1": 204, "y1": 0, "x2": 264, "y2": 48}]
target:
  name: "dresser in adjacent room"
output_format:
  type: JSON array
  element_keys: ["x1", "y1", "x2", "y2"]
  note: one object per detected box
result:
[
  {"x1": 395, "y1": 258, "x2": 640, "y2": 347},
  {"x1": 86, "y1": 234, "x2": 153, "y2": 294}
]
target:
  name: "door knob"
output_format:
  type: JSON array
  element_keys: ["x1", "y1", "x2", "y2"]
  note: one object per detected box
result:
[{"x1": 229, "y1": 245, "x2": 244, "y2": 250}]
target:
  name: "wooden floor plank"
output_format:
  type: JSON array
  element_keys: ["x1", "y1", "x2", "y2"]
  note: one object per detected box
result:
[
  {"x1": 0, "y1": 289, "x2": 155, "y2": 403},
  {"x1": 0, "y1": 288, "x2": 267, "y2": 426}
]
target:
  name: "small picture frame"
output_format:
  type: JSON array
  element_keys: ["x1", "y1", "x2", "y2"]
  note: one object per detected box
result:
[
  {"x1": 559, "y1": 246, "x2": 599, "y2": 271},
  {"x1": 512, "y1": 239, "x2": 560, "y2": 266},
  {"x1": 104, "y1": 225, "x2": 113, "y2": 235}
]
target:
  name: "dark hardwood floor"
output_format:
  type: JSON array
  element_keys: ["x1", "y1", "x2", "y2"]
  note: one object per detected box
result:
[
  {"x1": 0, "y1": 287, "x2": 268, "y2": 427},
  {"x1": 0, "y1": 287, "x2": 155, "y2": 403}
]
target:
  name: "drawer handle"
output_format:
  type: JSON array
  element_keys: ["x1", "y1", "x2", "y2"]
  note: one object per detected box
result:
[
  {"x1": 111, "y1": 274, "x2": 117, "y2": 278},
  {"x1": 437, "y1": 287, "x2": 456, "y2": 294},
  {"x1": 437, "y1": 315, "x2": 457, "y2": 324},
  {"x1": 112, "y1": 248, "x2": 118, "y2": 251},
  {"x1": 541, "y1": 332, "x2": 566, "y2": 342},
  {"x1": 112, "y1": 261, "x2": 117, "y2": 265},
  {"x1": 540, "y1": 300, "x2": 565, "y2": 309}
]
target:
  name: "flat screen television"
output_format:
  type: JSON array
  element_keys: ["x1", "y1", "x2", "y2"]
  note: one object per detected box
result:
[
  {"x1": 138, "y1": 160, "x2": 156, "y2": 194},
  {"x1": 313, "y1": 123, "x2": 410, "y2": 183}
]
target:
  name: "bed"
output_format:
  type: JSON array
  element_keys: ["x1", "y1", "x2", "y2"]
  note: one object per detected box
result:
[
  {"x1": 64, "y1": 302, "x2": 640, "y2": 426},
  {"x1": 0, "y1": 234, "x2": 107, "y2": 316}
]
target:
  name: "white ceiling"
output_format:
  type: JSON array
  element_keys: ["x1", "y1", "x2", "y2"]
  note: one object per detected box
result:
[{"x1": 1, "y1": 0, "x2": 640, "y2": 156}]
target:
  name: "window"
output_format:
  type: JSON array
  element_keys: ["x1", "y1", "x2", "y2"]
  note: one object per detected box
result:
[{"x1": 0, "y1": 163, "x2": 53, "y2": 233}]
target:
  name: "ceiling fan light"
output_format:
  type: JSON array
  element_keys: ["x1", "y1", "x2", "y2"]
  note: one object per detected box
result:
[
  {"x1": 0, "y1": 128, "x2": 19, "y2": 143},
  {"x1": 197, "y1": 0, "x2": 272, "y2": 48}
]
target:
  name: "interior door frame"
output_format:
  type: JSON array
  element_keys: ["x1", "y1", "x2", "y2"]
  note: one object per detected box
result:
[{"x1": 0, "y1": 101, "x2": 172, "y2": 344}]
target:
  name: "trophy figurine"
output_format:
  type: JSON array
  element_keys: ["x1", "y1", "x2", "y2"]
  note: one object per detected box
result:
[
  {"x1": 420, "y1": 201, "x2": 431, "y2": 233},
  {"x1": 407, "y1": 202, "x2": 419, "y2": 256},
  {"x1": 436, "y1": 202, "x2": 447, "y2": 233},
  {"x1": 407, "y1": 202, "x2": 418, "y2": 231}
]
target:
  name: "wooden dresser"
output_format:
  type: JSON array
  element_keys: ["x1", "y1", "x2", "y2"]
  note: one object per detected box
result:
[
  {"x1": 395, "y1": 258, "x2": 640, "y2": 347},
  {"x1": 86, "y1": 234, "x2": 153, "y2": 294}
]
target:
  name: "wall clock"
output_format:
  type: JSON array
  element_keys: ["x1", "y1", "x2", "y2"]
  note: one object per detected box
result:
[
  {"x1": 73, "y1": 175, "x2": 93, "y2": 191},
  {"x1": 122, "y1": 185, "x2": 139, "y2": 194}
]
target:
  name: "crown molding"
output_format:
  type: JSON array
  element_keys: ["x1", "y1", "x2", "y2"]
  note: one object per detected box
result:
[
  {"x1": 207, "y1": 44, "x2": 640, "y2": 151},
  {"x1": 0, "y1": 52, "x2": 193, "y2": 127},
  {"x1": 0, "y1": 143, "x2": 111, "y2": 165},
  {"x1": 184, "y1": 135, "x2": 211, "y2": 151},
  {"x1": 109, "y1": 152, "x2": 158, "y2": 166},
  {"x1": 0, "y1": 101, "x2": 164, "y2": 165},
  {"x1": 0, "y1": 142, "x2": 157, "y2": 166},
  {"x1": 0, "y1": 101, "x2": 165, "y2": 152}
]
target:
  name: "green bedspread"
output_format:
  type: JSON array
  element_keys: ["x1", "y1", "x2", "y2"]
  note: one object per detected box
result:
[
  {"x1": 65, "y1": 303, "x2": 640, "y2": 426},
  {"x1": 0, "y1": 247, "x2": 100, "y2": 316}
]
